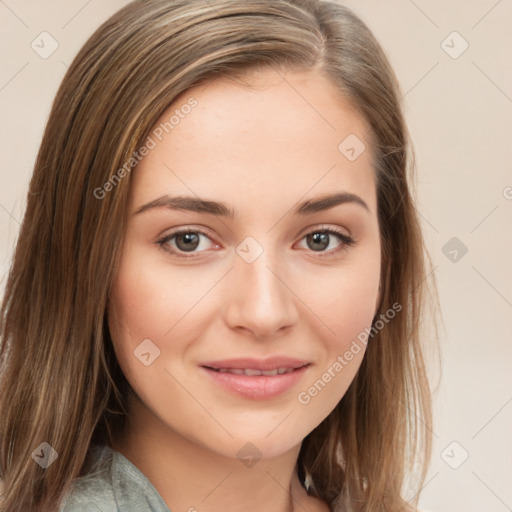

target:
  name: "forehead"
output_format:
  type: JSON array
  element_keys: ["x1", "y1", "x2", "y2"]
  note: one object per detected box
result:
[{"x1": 130, "y1": 68, "x2": 376, "y2": 217}]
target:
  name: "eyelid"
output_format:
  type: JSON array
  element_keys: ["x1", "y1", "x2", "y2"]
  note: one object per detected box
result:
[
  {"x1": 297, "y1": 223, "x2": 352, "y2": 240},
  {"x1": 157, "y1": 225, "x2": 218, "y2": 242}
]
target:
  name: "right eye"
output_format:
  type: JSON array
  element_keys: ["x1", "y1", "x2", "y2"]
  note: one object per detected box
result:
[{"x1": 156, "y1": 228, "x2": 221, "y2": 259}]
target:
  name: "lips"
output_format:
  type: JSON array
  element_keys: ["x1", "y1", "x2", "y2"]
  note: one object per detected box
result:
[{"x1": 199, "y1": 356, "x2": 311, "y2": 400}]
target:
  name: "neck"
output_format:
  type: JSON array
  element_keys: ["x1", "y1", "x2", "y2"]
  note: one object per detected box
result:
[{"x1": 111, "y1": 393, "x2": 317, "y2": 512}]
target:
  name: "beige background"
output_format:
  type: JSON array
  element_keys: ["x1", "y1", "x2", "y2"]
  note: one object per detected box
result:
[{"x1": 1, "y1": 1, "x2": 511, "y2": 511}]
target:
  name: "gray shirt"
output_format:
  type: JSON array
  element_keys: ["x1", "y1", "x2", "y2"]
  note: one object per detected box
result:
[
  {"x1": 57, "y1": 444, "x2": 435, "y2": 512},
  {"x1": 59, "y1": 444, "x2": 171, "y2": 512}
]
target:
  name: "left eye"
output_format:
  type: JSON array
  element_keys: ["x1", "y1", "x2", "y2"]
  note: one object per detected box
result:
[
  {"x1": 156, "y1": 227, "x2": 355, "y2": 259},
  {"x1": 296, "y1": 228, "x2": 355, "y2": 256}
]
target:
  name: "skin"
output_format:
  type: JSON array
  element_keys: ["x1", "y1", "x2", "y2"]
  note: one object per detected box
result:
[{"x1": 108, "y1": 67, "x2": 381, "y2": 512}]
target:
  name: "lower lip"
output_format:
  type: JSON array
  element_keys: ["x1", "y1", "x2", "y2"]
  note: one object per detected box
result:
[{"x1": 200, "y1": 365, "x2": 310, "y2": 400}]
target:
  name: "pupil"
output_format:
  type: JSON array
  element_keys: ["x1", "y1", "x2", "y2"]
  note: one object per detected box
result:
[
  {"x1": 308, "y1": 233, "x2": 328, "y2": 251},
  {"x1": 177, "y1": 233, "x2": 199, "y2": 252}
]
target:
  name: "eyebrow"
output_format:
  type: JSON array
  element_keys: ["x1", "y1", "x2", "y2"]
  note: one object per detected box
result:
[{"x1": 134, "y1": 192, "x2": 370, "y2": 217}]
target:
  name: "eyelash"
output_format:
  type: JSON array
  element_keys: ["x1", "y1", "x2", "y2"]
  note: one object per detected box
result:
[{"x1": 156, "y1": 226, "x2": 356, "y2": 260}]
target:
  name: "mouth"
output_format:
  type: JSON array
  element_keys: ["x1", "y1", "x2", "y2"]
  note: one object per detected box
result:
[
  {"x1": 199, "y1": 359, "x2": 311, "y2": 400},
  {"x1": 204, "y1": 365, "x2": 307, "y2": 376}
]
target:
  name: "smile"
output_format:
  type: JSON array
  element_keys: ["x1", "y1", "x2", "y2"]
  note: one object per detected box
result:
[{"x1": 200, "y1": 363, "x2": 310, "y2": 400}]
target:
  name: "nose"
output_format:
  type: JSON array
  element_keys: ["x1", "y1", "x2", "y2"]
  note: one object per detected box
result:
[{"x1": 224, "y1": 246, "x2": 299, "y2": 340}]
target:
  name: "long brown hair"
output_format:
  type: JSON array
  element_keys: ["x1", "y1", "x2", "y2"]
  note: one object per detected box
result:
[{"x1": 0, "y1": 1, "x2": 440, "y2": 510}]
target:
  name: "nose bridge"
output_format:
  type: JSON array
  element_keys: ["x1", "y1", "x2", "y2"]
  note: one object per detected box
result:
[{"x1": 225, "y1": 238, "x2": 298, "y2": 337}]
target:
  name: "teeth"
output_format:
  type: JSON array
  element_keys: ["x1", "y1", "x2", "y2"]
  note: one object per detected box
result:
[
  {"x1": 214, "y1": 367, "x2": 295, "y2": 375},
  {"x1": 245, "y1": 368, "x2": 264, "y2": 376}
]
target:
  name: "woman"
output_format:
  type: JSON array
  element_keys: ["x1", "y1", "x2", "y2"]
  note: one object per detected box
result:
[{"x1": 0, "y1": 1, "x2": 439, "y2": 511}]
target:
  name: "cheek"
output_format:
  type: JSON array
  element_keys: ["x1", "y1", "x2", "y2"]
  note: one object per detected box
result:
[
  {"x1": 107, "y1": 246, "x2": 219, "y2": 401},
  {"x1": 294, "y1": 297, "x2": 374, "y2": 421},
  {"x1": 302, "y1": 246, "x2": 381, "y2": 351},
  {"x1": 107, "y1": 248, "x2": 179, "y2": 388},
  {"x1": 108, "y1": 244, "x2": 209, "y2": 342},
  {"x1": 322, "y1": 270, "x2": 379, "y2": 346},
  {"x1": 108, "y1": 263, "x2": 166, "y2": 346},
  {"x1": 293, "y1": 247, "x2": 380, "y2": 409}
]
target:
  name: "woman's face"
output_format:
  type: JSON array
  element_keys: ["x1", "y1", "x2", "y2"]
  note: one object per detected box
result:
[{"x1": 108, "y1": 68, "x2": 381, "y2": 459}]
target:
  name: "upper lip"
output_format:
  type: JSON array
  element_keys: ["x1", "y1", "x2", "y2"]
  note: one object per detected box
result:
[{"x1": 200, "y1": 357, "x2": 310, "y2": 371}]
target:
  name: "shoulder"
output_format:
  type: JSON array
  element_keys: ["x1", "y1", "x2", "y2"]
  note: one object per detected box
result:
[
  {"x1": 59, "y1": 477, "x2": 118, "y2": 512},
  {"x1": 58, "y1": 444, "x2": 170, "y2": 512},
  {"x1": 58, "y1": 444, "x2": 118, "y2": 512}
]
